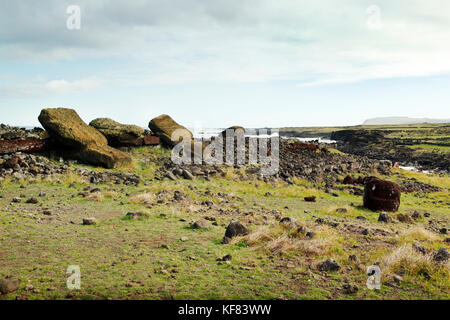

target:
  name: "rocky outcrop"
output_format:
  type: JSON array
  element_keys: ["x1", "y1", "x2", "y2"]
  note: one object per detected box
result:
[
  {"x1": 0, "y1": 138, "x2": 51, "y2": 154},
  {"x1": 0, "y1": 124, "x2": 44, "y2": 140},
  {"x1": 0, "y1": 124, "x2": 50, "y2": 154},
  {"x1": 89, "y1": 118, "x2": 145, "y2": 146},
  {"x1": 363, "y1": 177, "x2": 401, "y2": 212},
  {"x1": 149, "y1": 114, "x2": 193, "y2": 147},
  {"x1": 38, "y1": 108, "x2": 131, "y2": 168}
]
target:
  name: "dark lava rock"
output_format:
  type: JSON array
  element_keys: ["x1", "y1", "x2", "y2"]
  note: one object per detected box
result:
[
  {"x1": 82, "y1": 217, "x2": 97, "y2": 225},
  {"x1": 378, "y1": 212, "x2": 391, "y2": 223},
  {"x1": 221, "y1": 254, "x2": 232, "y2": 262},
  {"x1": 304, "y1": 196, "x2": 316, "y2": 202},
  {"x1": 317, "y1": 259, "x2": 341, "y2": 272},
  {"x1": 411, "y1": 211, "x2": 422, "y2": 220},
  {"x1": 125, "y1": 212, "x2": 148, "y2": 220},
  {"x1": 433, "y1": 248, "x2": 449, "y2": 262},
  {"x1": 26, "y1": 198, "x2": 39, "y2": 204},
  {"x1": 306, "y1": 232, "x2": 315, "y2": 239},
  {"x1": 224, "y1": 221, "x2": 250, "y2": 239},
  {"x1": 343, "y1": 284, "x2": 358, "y2": 294},
  {"x1": 412, "y1": 243, "x2": 427, "y2": 255},
  {"x1": 363, "y1": 177, "x2": 401, "y2": 212}
]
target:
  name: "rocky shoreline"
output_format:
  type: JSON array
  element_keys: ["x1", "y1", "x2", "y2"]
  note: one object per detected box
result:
[{"x1": 331, "y1": 129, "x2": 450, "y2": 174}]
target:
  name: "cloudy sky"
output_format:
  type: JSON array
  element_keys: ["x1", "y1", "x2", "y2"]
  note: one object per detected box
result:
[{"x1": 1, "y1": 0, "x2": 449, "y2": 128}]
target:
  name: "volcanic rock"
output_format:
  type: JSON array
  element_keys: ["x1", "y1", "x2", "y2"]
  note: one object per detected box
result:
[
  {"x1": 363, "y1": 177, "x2": 401, "y2": 212},
  {"x1": 148, "y1": 114, "x2": 193, "y2": 147},
  {"x1": 39, "y1": 108, "x2": 131, "y2": 168},
  {"x1": 89, "y1": 118, "x2": 145, "y2": 146}
]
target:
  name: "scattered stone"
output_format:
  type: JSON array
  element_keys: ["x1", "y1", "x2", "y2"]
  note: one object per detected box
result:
[
  {"x1": 304, "y1": 196, "x2": 316, "y2": 202},
  {"x1": 221, "y1": 254, "x2": 232, "y2": 262},
  {"x1": 160, "y1": 244, "x2": 169, "y2": 249},
  {"x1": 305, "y1": 232, "x2": 315, "y2": 239},
  {"x1": 393, "y1": 275, "x2": 403, "y2": 284},
  {"x1": 82, "y1": 217, "x2": 97, "y2": 225},
  {"x1": 378, "y1": 212, "x2": 391, "y2": 223},
  {"x1": 336, "y1": 208, "x2": 347, "y2": 213},
  {"x1": 222, "y1": 236, "x2": 232, "y2": 244},
  {"x1": 396, "y1": 214, "x2": 413, "y2": 223},
  {"x1": 343, "y1": 284, "x2": 358, "y2": 294},
  {"x1": 439, "y1": 228, "x2": 447, "y2": 235},
  {"x1": 424, "y1": 212, "x2": 431, "y2": 218},
  {"x1": 42, "y1": 210, "x2": 52, "y2": 216},
  {"x1": 182, "y1": 169, "x2": 195, "y2": 180},
  {"x1": 125, "y1": 212, "x2": 148, "y2": 220},
  {"x1": 180, "y1": 236, "x2": 189, "y2": 242},
  {"x1": 24, "y1": 284, "x2": 34, "y2": 291},
  {"x1": 26, "y1": 197, "x2": 39, "y2": 204},
  {"x1": 0, "y1": 279, "x2": 20, "y2": 294},
  {"x1": 356, "y1": 216, "x2": 368, "y2": 221},
  {"x1": 12, "y1": 197, "x2": 21, "y2": 203},
  {"x1": 433, "y1": 248, "x2": 449, "y2": 262},
  {"x1": 280, "y1": 217, "x2": 297, "y2": 228},
  {"x1": 412, "y1": 243, "x2": 427, "y2": 255},
  {"x1": 411, "y1": 211, "x2": 422, "y2": 220},
  {"x1": 193, "y1": 219, "x2": 211, "y2": 229},
  {"x1": 224, "y1": 221, "x2": 250, "y2": 239},
  {"x1": 317, "y1": 259, "x2": 341, "y2": 272}
]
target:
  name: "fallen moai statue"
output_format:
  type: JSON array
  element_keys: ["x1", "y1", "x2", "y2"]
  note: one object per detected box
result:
[{"x1": 38, "y1": 108, "x2": 132, "y2": 168}]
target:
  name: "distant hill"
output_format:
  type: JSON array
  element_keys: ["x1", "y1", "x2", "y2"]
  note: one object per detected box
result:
[{"x1": 363, "y1": 117, "x2": 450, "y2": 125}]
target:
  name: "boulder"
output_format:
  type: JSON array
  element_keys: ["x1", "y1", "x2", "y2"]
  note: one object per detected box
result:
[
  {"x1": 224, "y1": 221, "x2": 250, "y2": 239},
  {"x1": 317, "y1": 259, "x2": 341, "y2": 272},
  {"x1": 38, "y1": 108, "x2": 131, "y2": 168},
  {"x1": 149, "y1": 114, "x2": 193, "y2": 147},
  {"x1": 378, "y1": 212, "x2": 391, "y2": 223},
  {"x1": 0, "y1": 279, "x2": 20, "y2": 294},
  {"x1": 83, "y1": 217, "x2": 97, "y2": 225},
  {"x1": 363, "y1": 177, "x2": 401, "y2": 212},
  {"x1": 89, "y1": 118, "x2": 145, "y2": 146},
  {"x1": 193, "y1": 220, "x2": 211, "y2": 229},
  {"x1": 396, "y1": 213, "x2": 413, "y2": 223},
  {"x1": 433, "y1": 248, "x2": 449, "y2": 263}
]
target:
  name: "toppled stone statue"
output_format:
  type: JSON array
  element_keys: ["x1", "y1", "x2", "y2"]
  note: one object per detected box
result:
[{"x1": 38, "y1": 108, "x2": 132, "y2": 168}]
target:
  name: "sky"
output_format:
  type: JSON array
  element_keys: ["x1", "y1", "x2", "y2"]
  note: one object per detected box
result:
[{"x1": 1, "y1": 0, "x2": 449, "y2": 128}]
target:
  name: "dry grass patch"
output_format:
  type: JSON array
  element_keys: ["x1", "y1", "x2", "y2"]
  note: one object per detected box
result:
[
  {"x1": 381, "y1": 244, "x2": 449, "y2": 280},
  {"x1": 246, "y1": 223, "x2": 344, "y2": 257},
  {"x1": 129, "y1": 192, "x2": 156, "y2": 205}
]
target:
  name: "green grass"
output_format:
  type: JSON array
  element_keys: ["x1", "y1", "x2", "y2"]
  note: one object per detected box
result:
[{"x1": 0, "y1": 153, "x2": 449, "y2": 300}]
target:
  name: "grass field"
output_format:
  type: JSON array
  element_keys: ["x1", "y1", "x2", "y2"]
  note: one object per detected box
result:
[{"x1": 0, "y1": 146, "x2": 449, "y2": 300}]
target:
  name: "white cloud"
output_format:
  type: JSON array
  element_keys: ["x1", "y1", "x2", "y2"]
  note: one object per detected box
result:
[
  {"x1": 0, "y1": 77, "x2": 101, "y2": 99},
  {"x1": 1, "y1": 0, "x2": 450, "y2": 87}
]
